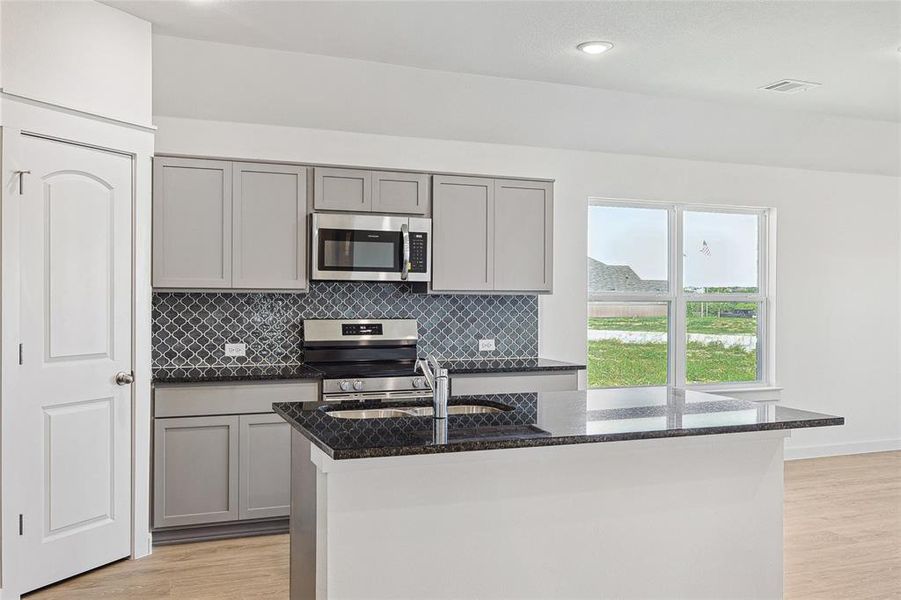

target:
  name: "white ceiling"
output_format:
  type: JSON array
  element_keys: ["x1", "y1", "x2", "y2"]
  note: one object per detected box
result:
[{"x1": 106, "y1": 0, "x2": 900, "y2": 122}]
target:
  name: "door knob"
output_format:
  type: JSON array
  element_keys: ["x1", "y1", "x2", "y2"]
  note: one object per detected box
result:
[{"x1": 115, "y1": 371, "x2": 135, "y2": 386}]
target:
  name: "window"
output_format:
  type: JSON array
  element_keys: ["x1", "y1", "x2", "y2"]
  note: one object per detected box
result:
[{"x1": 588, "y1": 200, "x2": 771, "y2": 389}]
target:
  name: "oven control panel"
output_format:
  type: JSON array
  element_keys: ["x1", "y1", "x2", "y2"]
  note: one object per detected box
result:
[{"x1": 342, "y1": 323, "x2": 383, "y2": 336}]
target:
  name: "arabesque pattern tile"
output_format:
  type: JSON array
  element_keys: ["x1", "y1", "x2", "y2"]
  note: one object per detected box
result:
[{"x1": 152, "y1": 282, "x2": 538, "y2": 369}]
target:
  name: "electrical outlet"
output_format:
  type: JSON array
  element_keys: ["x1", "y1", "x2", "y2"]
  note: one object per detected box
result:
[
  {"x1": 224, "y1": 343, "x2": 246, "y2": 357},
  {"x1": 478, "y1": 339, "x2": 496, "y2": 352}
]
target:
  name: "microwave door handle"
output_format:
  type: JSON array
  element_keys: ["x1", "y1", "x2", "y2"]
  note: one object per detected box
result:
[{"x1": 401, "y1": 223, "x2": 410, "y2": 280}]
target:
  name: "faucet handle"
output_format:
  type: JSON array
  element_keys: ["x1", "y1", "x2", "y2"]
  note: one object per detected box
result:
[{"x1": 425, "y1": 355, "x2": 448, "y2": 377}]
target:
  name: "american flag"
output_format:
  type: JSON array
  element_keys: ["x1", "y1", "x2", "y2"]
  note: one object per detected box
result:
[{"x1": 700, "y1": 240, "x2": 711, "y2": 256}]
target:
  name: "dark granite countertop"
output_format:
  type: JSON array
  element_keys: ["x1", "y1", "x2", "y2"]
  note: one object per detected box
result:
[
  {"x1": 152, "y1": 357, "x2": 584, "y2": 383},
  {"x1": 273, "y1": 387, "x2": 843, "y2": 460},
  {"x1": 153, "y1": 364, "x2": 324, "y2": 384}
]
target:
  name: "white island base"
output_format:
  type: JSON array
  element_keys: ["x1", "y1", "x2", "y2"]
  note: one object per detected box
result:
[{"x1": 292, "y1": 430, "x2": 787, "y2": 600}]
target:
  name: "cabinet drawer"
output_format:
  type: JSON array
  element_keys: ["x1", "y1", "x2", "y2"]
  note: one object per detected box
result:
[
  {"x1": 154, "y1": 380, "x2": 320, "y2": 417},
  {"x1": 450, "y1": 371, "x2": 579, "y2": 396}
]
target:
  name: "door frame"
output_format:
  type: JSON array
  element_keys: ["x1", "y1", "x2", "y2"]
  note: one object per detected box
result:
[{"x1": 0, "y1": 95, "x2": 155, "y2": 597}]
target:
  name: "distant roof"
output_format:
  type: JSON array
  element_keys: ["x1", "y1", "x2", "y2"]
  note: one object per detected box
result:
[{"x1": 588, "y1": 257, "x2": 667, "y2": 300}]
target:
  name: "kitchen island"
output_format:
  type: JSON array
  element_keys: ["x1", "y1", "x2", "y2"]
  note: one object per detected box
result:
[{"x1": 275, "y1": 388, "x2": 842, "y2": 599}]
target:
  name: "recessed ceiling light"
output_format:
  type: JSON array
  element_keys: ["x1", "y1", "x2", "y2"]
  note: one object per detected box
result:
[{"x1": 577, "y1": 41, "x2": 614, "y2": 55}]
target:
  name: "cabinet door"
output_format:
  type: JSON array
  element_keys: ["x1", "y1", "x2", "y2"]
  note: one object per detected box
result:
[
  {"x1": 239, "y1": 414, "x2": 291, "y2": 520},
  {"x1": 432, "y1": 175, "x2": 494, "y2": 291},
  {"x1": 314, "y1": 167, "x2": 372, "y2": 212},
  {"x1": 493, "y1": 180, "x2": 554, "y2": 292},
  {"x1": 233, "y1": 163, "x2": 308, "y2": 290},
  {"x1": 153, "y1": 416, "x2": 239, "y2": 528},
  {"x1": 153, "y1": 157, "x2": 232, "y2": 288},
  {"x1": 372, "y1": 171, "x2": 430, "y2": 215}
]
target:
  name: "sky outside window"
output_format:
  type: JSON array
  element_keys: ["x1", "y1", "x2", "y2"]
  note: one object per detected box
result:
[{"x1": 589, "y1": 206, "x2": 759, "y2": 293}]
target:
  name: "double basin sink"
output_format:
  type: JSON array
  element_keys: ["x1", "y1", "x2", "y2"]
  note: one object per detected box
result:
[{"x1": 328, "y1": 404, "x2": 506, "y2": 420}]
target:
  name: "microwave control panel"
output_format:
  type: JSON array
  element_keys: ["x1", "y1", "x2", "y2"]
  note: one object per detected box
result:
[{"x1": 409, "y1": 232, "x2": 428, "y2": 273}]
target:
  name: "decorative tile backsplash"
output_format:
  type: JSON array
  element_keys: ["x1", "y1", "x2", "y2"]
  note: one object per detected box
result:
[{"x1": 152, "y1": 282, "x2": 538, "y2": 369}]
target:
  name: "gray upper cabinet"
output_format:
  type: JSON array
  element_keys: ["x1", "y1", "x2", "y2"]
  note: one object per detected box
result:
[
  {"x1": 153, "y1": 157, "x2": 309, "y2": 290},
  {"x1": 153, "y1": 157, "x2": 232, "y2": 288},
  {"x1": 493, "y1": 179, "x2": 553, "y2": 293},
  {"x1": 432, "y1": 175, "x2": 553, "y2": 293},
  {"x1": 238, "y1": 414, "x2": 291, "y2": 520},
  {"x1": 153, "y1": 415, "x2": 240, "y2": 529},
  {"x1": 314, "y1": 167, "x2": 429, "y2": 215},
  {"x1": 372, "y1": 171, "x2": 430, "y2": 215},
  {"x1": 432, "y1": 175, "x2": 494, "y2": 291},
  {"x1": 232, "y1": 163, "x2": 308, "y2": 290},
  {"x1": 314, "y1": 167, "x2": 372, "y2": 212}
]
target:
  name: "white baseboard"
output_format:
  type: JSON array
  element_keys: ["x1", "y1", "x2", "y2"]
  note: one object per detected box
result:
[{"x1": 785, "y1": 438, "x2": 901, "y2": 460}]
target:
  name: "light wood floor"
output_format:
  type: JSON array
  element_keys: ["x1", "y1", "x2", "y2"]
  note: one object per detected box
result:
[{"x1": 27, "y1": 451, "x2": 901, "y2": 599}]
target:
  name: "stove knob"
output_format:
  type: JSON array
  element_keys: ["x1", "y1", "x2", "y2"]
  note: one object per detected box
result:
[
  {"x1": 339, "y1": 380, "x2": 351, "y2": 392},
  {"x1": 353, "y1": 380, "x2": 364, "y2": 391}
]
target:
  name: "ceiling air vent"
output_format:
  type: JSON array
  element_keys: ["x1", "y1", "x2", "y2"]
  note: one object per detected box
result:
[{"x1": 760, "y1": 79, "x2": 821, "y2": 94}]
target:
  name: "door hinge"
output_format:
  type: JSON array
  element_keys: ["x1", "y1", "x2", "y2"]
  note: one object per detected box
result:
[
  {"x1": 18, "y1": 514, "x2": 23, "y2": 535},
  {"x1": 18, "y1": 343, "x2": 23, "y2": 365}
]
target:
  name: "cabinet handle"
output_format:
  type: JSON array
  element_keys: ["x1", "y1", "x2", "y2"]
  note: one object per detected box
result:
[{"x1": 401, "y1": 223, "x2": 410, "y2": 281}]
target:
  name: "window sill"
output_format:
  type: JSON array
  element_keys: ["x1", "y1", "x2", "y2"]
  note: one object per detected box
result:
[{"x1": 689, "y1": 385, "x2": 783, "y2": 394}]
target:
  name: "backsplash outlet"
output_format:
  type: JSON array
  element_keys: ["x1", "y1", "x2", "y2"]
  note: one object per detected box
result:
[{"x1": 152, "y1": 282, "x2": 538, "y2": 369}]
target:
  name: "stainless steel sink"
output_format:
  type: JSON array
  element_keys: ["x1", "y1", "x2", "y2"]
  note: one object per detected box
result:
[
  {"x1": 326, "y1": 405, "x2": 507, "y2": 419},
  {"x1": 326, "y1": 408, "x2": 413, "y2": 420}
]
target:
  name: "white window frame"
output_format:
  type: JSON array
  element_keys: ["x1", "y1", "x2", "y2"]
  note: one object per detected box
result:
[{"x1": 588, "y1": 198, "x2": 776, "y2": 391}]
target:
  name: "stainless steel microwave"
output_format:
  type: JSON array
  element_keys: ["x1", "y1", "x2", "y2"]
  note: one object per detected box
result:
[{"x1": 311, "y1": 213, "x2": 431, "y2": 282}]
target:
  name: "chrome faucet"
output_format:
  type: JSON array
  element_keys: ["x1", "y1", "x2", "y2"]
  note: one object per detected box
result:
[{"x1": 415, "y1": 355, "x2": 448, "y2": 419}]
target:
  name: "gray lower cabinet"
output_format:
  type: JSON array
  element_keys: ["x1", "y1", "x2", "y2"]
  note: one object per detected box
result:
[
  {"x1": 314, "y1": 167, "x2": 372, "y2": 212},
  {"x1": 153, "y1": 413, "x2": 292, "y2": 528},
  {"x1": 238, "y1": 414, "x2": 291, "y2": 520},
  {"x1": 432, "y1": 175, "x2": 553, "y2": 293},
  {"x1": 232, "y1": 162, "x2": 308, "y2": 290},
  {"x1": 153, "y1": 157, "x2": 233, "y2": 288},
  {"x1": 153, "y1": 416, "x2": 240, "y2": 528},
  {"x1": 152, "y1": 381, "x2": 316, "y2": 530}
]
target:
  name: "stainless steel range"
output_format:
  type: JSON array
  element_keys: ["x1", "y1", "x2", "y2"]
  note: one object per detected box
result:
[{"x1": 303, "y1": 318, "x2": 432, "y2": 402}]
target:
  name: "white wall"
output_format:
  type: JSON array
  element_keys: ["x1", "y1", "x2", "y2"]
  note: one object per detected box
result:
[
  {"x1": 152, "y1": 35, "x2": 899, "y2": 177},
  {"x1": 152, "y1": 37, "x2": 901, "y2": 457},
  {"x1": 1, "y1": 0, "x2": 152, "y2": 126}
]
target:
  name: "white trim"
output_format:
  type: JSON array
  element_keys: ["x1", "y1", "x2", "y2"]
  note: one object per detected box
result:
[
  {"x1": 690, "y1": 384, "x2": 784, "y2": 394},
  {"x1": 0, "y1": 98, "x2": 155, "y2": 579},
  {"x1": 785, "y1": 438, "x2": 901, "y2": 460},
  {"x1": 0, "y1": 90, "x2": 156, "y2": 133}
]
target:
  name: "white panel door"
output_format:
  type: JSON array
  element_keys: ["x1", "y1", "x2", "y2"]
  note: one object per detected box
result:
[{"x1": 2, "y1": 132, "x2": 133, "y2": 596}]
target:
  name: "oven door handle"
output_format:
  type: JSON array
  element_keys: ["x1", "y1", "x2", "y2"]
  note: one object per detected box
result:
[{"x1": 401, "y1": 223, "x2": 411, "y2": 281}]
